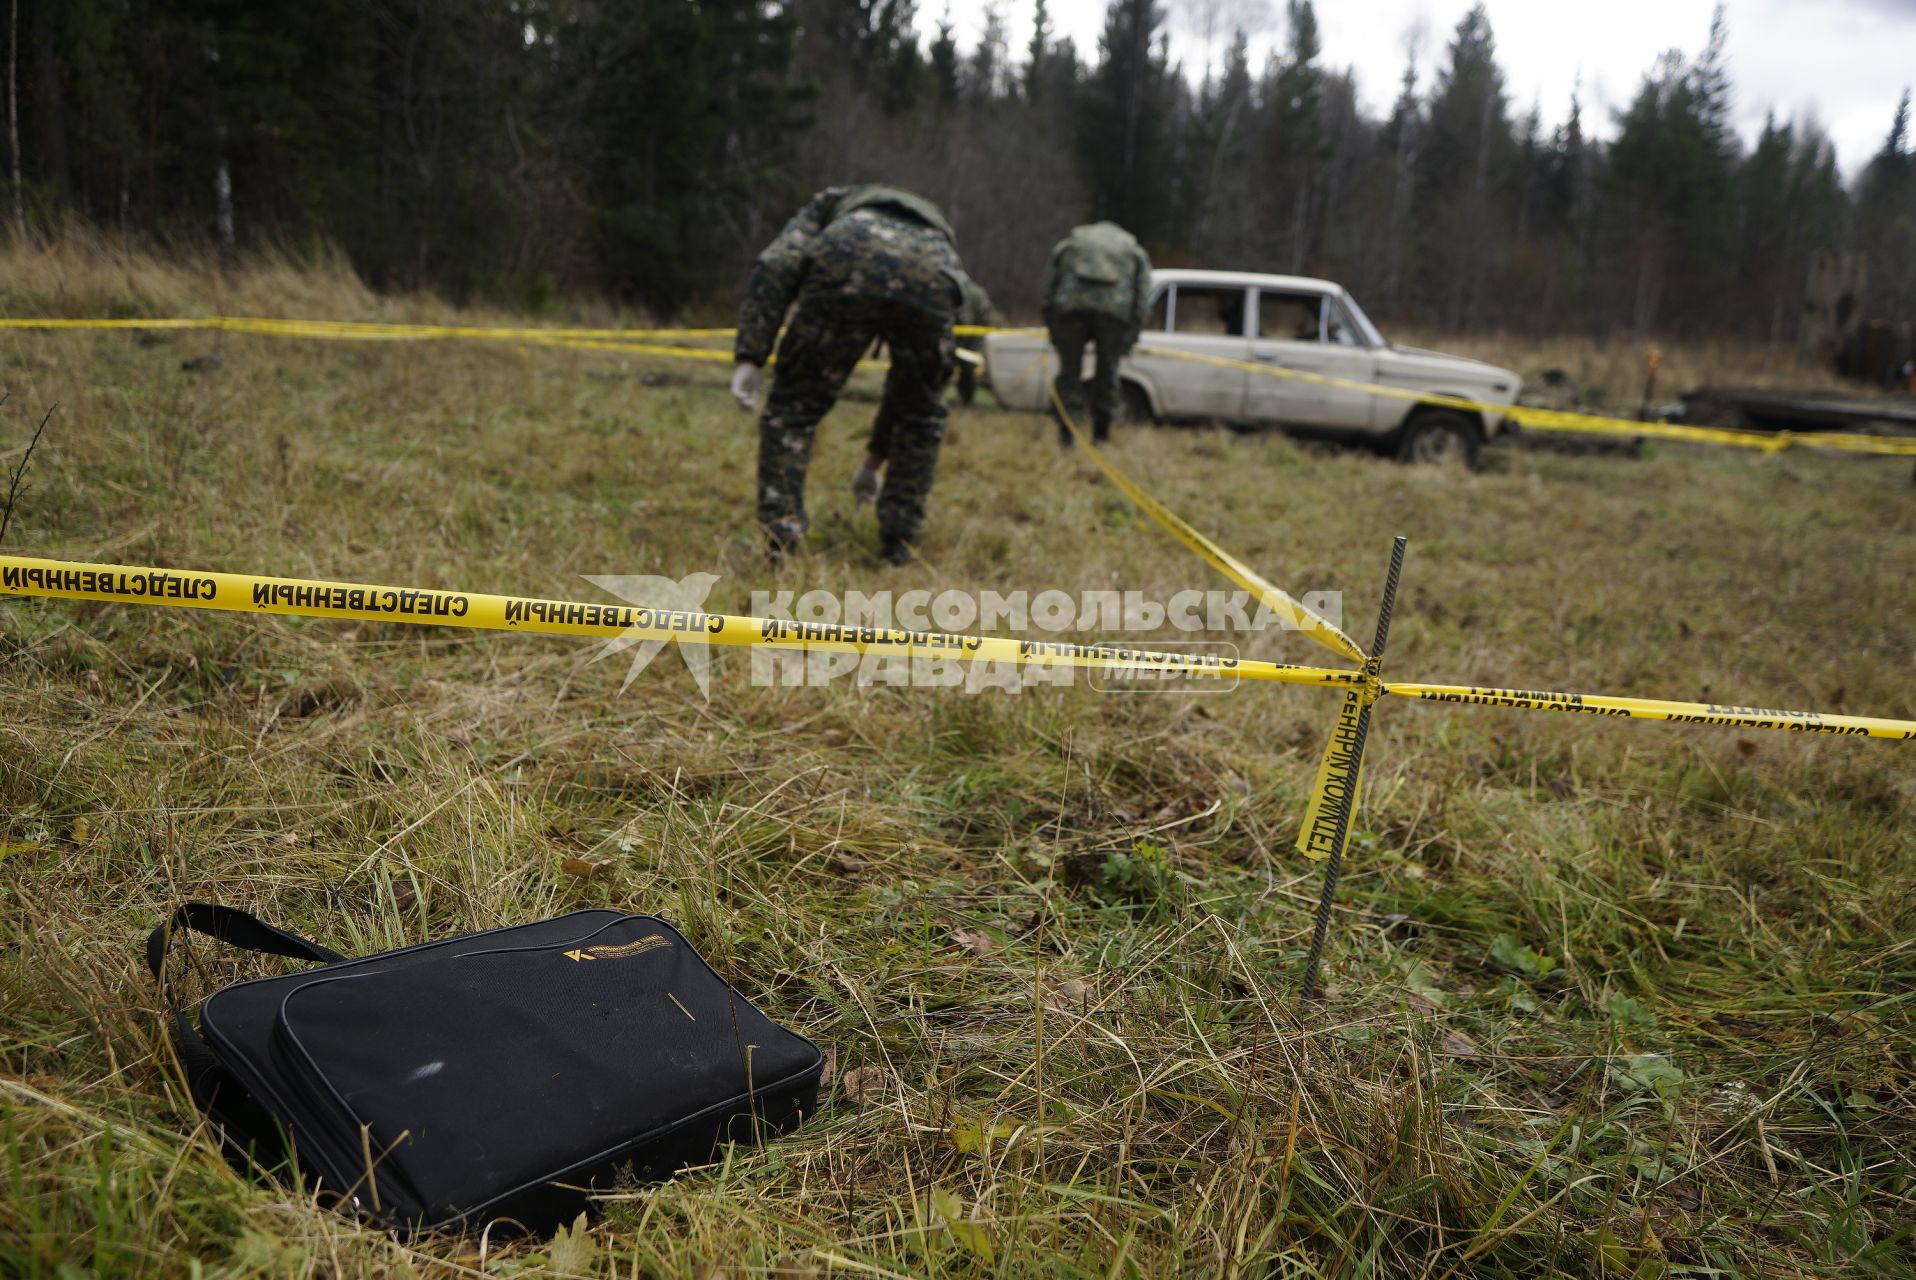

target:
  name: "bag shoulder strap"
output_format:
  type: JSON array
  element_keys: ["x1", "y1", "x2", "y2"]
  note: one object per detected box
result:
[
  {"x1": 146, "y1": 901, "x2": 347, "y2": 988},
  {"x1": 146, "y1": 902, "x2": 348, "y2": 1113}
]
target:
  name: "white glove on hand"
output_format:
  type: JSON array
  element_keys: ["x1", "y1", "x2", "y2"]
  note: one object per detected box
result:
[{"x1": 730, "y1": 362, "x2": 762, "y2": 413}]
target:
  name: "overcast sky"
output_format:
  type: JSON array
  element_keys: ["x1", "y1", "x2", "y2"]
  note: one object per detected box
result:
[{"x1": 917, "y1": 0, "x2": 1916, "y2": 178}]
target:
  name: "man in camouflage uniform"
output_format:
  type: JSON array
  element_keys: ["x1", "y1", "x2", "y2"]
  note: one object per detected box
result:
[
  {"x1": 731, "y1": 184, "x2": 968, "y2": 566},
  {"x1": 1042, "y1": 221, "x2": 1152, "y2": 445},
  {"x1": 851, "y1": 276, "x2": 995, "y2": 505}
]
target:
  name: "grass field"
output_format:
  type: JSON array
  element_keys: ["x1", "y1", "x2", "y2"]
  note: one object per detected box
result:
[{"x1": 3, "y1": 243, "x2": 1914, "y2": 1278}]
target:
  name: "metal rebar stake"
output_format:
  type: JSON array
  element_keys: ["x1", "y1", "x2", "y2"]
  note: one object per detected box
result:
[{"x1": 1300, "y1": 535, "x2": 1408, "y2": 1003}]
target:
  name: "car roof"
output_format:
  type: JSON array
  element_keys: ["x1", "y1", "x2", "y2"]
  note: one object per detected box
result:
[{"x1": 1151, "y1": 268, "x2": 1339, "y2": 294}]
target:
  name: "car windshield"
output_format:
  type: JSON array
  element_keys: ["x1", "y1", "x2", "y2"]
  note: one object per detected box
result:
[{"x1": 1338, "y1": 291, "x2": 1387, "y2": 347}]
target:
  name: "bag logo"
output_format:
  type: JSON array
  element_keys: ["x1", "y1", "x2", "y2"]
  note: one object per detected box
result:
[{"x1": 563, "y1": 934, "x2": 670, "y2": 963}]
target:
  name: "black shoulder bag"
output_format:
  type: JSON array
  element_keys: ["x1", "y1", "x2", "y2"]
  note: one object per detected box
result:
[{"x1": 148, "y1": 903, "x2": 824, "y2": 1236}]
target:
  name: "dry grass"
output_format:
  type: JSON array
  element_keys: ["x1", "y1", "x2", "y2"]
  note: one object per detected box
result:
[
  {"x1": 0, "y1": 223, "x2": 661, "y2": 329},
  {"x1": 1390, "y1": 326, "x2": 1870, "y2": 417},
  {"x1": 2, "y1": 241, "x2": 1914, "y2": 1278}
]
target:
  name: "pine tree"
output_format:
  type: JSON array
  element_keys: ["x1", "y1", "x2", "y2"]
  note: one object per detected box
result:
[
  {"x1": 1378, "y1": 51, "x2": 1420, "y2": 316},
  {"x1": 581, "y1": 0, "x2": 807, "y2": 308},
  {"x1": 1856, "y1": 88, "x2": 1914, "y2": 317},
  {"x1": 1691, "y1": 5, "x2": 1734, "y2": 163},
  {"x1": 929, "y1": 17, "x2": 960, "y2": 102},
  {"x1": 1078, "y1": 0, "x2": 1176, "y2": 245},
  {"x1": 1025, "y1": 0, "x2": 1052, "y2": 100},
  {"x1": 1418, "y1": 3, "x2": 1509, "y2": 328},
  {"x1": 1738, "y1": 113, "x2": 1797, "y2": 340},
  {"x1": 1603, "y1": 5, "x2": 1745, "y2": 332},
  {"x1": 1545, "y1": 82, "x2": 1599, "y2": 330},
  {"x1": 798, "y1": 0, "x2": 926, "y2": 114},
  {"x1": 1265, "y1": 0, "x2": 1325, "y2": 271},
  {"x1": 1190, "y1": 28, "x2": 1254, "y2": 260},
  {"x1": 1422, "y1": 3, "x2": 1506, "y2": 198},
  {"x1": 1513, "y1": 101, "x2": 1542, "y2": 244},
  {"x1": 966, "y1": 6, "x2": 1007, "y2": 102}
]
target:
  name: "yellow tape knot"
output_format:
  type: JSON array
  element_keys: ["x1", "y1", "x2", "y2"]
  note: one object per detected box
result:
[{"x1": 1358, "y1": 657, "x2": 1386, "y2": 708}]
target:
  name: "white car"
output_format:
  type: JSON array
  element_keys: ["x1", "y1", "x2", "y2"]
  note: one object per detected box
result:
[{"x1": 983, "y1": 268, "x2": 1522, "y2": 466}]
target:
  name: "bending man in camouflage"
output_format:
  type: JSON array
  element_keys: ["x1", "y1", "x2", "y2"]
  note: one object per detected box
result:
[
  {"x1": 732, "y1": 185, "x2": 968, "y2": 566},
  {"x1": 1043, "y1": 221, "x2": 1152, "y2": 445}
]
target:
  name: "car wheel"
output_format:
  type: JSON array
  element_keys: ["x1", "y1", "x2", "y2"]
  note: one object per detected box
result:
[
  {"x1": 1120, "y1": 381, "x2": 1155, "y2": 426},
  {"x1": 1397, "y1": 409, "x2": 1483, "y2": 469}
]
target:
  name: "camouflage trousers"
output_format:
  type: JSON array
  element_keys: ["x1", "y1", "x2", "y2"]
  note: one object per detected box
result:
[
  {"x1": 759, "y1": 294, "x2": 955, "y2": 550},
  {"x1": 1046, "y1": 308, "x2": 1131, "y2": 439},
  {"x1": 868, "y1": 334, "x2": 979, "y2": 459}
]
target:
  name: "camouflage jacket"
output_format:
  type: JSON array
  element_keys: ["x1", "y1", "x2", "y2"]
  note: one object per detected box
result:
[
  {"x1": 735, "y1": 185, "x2": 967, "y2": 366},
  {"x1": 1042, "y1": 222, "x2": 1152, "y2": 336}
]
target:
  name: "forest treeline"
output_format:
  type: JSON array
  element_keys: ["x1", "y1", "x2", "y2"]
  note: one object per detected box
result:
[{"x1": 9, "y1": 0, "x2": 1916, "y2": 335}]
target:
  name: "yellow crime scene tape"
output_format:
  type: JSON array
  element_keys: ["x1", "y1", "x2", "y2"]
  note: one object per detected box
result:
[
  {"x1": 6, "y1": 554, "x2": 1908, "y2": 747},
  {"x1": 0, "y1": 555, "x2": 1366, "y2": 691},
  {"x1": 1053, "y1": 346, "x2": 1911, "y2": 981},
  {"x1": 1046, "y1": 381, "x2": 1367, "y2": 664},
  {"x1": 1295, "y1": 675, "x2": 1378, "y2": 862},
  {"x1": 1290, "y1": 673, "x2": 1916, "y2": 853},
  {"x1": 1134, "y1": 344, "x2": 1916, "y2": 459},
  {"x1": 1383, "y1": 680, "x2": 1915, "y2": 736},
  {"x1": 1037, "y1": 390, "x2": 1916, "y2": 878},
  {"x1": 0, "y1": 315, "x2": 1012, "y2": 343},
  {"x1": 10, "y1": 308, "x2": 1910, "y2": 995},
  {"x1": 0, "y1": 315, "x2": 738, "y2": 344},
  {"x1": 529, "y1": 334, "x2": 737, "y2": 364},
  {"x1": 7, "y1": 313, "x2": 1909, "y2": 731},
  {"x1": 7, "y1": 312, "x2": 1909, "y2": 455},
  {"x1": 0, "y1": 315, "x2": 1031, "y2": 376},
  {"x1": 9, "y1": 547, "x2": 1907, "y2": 900}
]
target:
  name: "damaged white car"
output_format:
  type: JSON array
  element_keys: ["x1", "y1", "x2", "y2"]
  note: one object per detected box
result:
[{"x1": 983, "y1": 268, "x2": 1522, "y2": 467}]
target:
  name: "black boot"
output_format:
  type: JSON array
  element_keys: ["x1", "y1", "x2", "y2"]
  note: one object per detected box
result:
[
  {"x1": 880, "y1": 537, "x2": 913, "y2": 567},
  {"x1": 1092, "y1": 410, "x2": 1113, "y2": 443}
]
